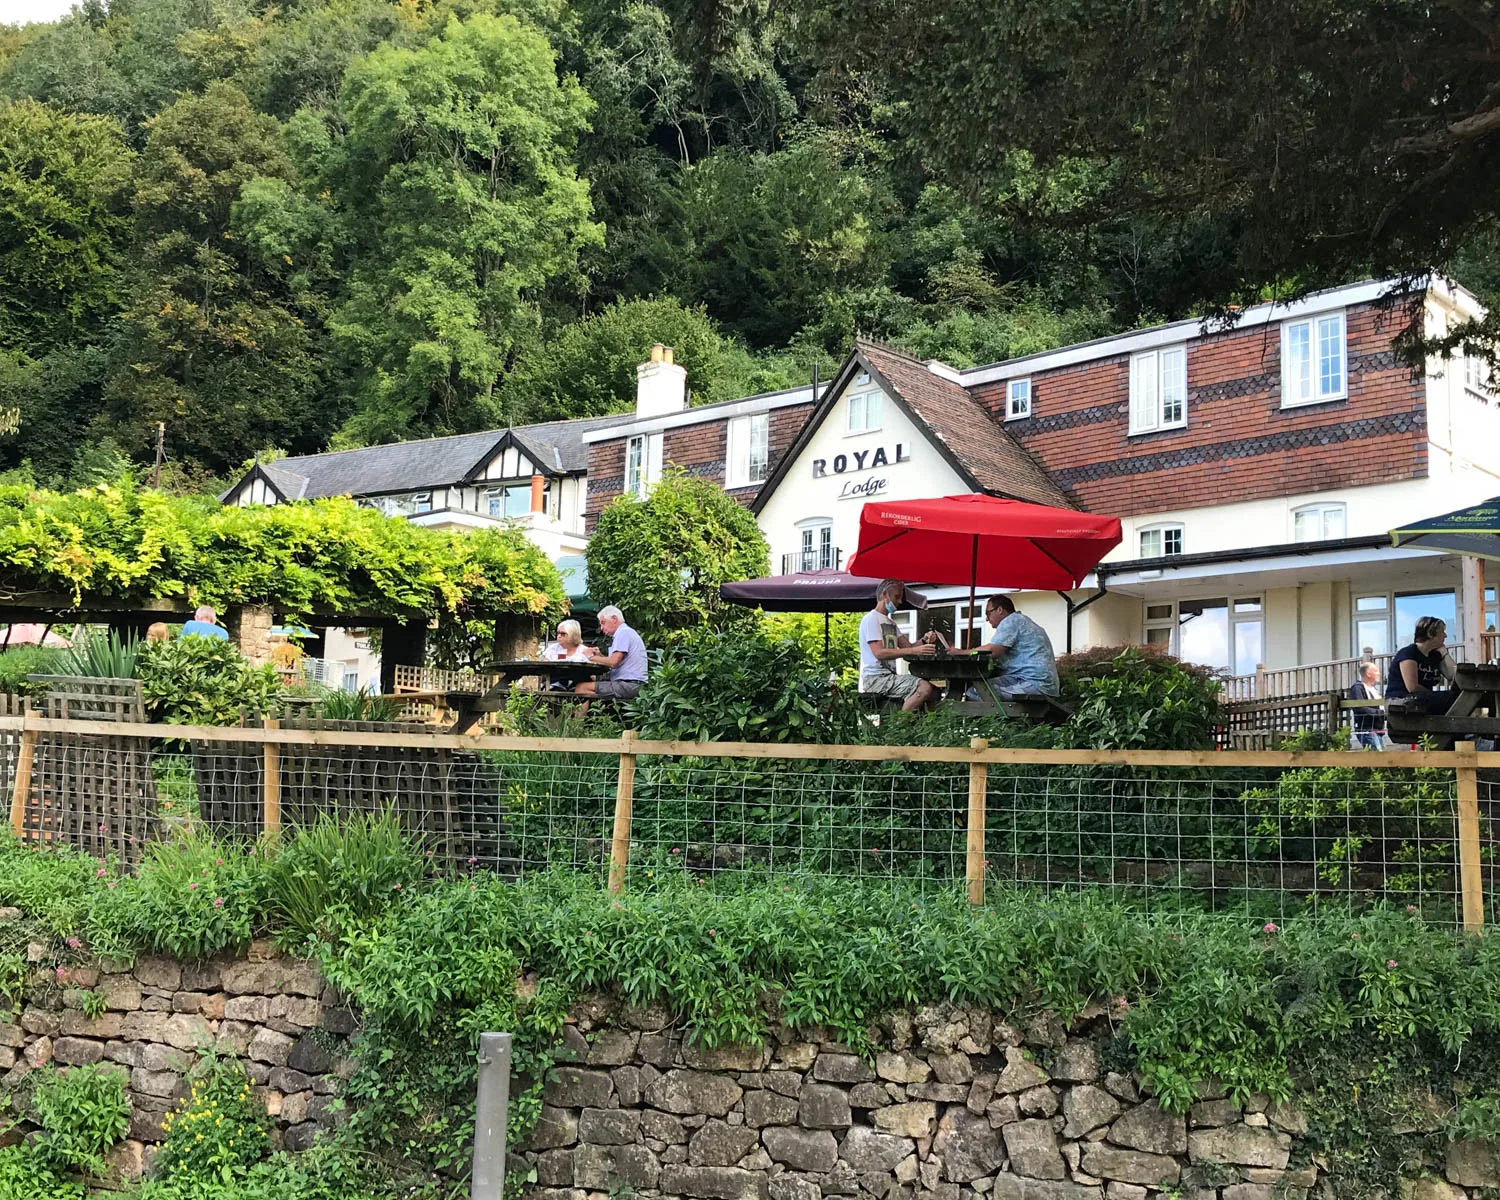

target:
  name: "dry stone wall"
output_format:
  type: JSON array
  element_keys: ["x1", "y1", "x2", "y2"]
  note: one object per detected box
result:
[
  {"x1": 523, "y1": 999, "x2": 1498, "y2": 1200},
  {"x1": 0, "y1": 936, "x2": 353, "y2": 1180}
]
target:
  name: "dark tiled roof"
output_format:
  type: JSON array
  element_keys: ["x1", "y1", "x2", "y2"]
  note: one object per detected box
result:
[
  {"x1": 857, "y1": 341, "x2": 1074, "y2": 509},
  {"x1": 248, "y1": 415, "x2": 628, "y2": 500}
]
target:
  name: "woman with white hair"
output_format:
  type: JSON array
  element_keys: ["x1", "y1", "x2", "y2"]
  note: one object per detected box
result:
[{"x1": 543, "y1": 619, "x2": 591, "y2": 663}]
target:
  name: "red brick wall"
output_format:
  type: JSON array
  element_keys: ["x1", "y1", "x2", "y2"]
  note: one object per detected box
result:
[
  {"x1": 967, "y1": 301, "x2": 1428, "y2": 517},
  {"x1": 584, "y1": 402, "x2": 813, "y2": 530}
]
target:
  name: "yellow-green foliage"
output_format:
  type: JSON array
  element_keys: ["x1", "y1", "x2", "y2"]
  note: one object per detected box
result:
[{"x1": 0, "y1": 481, "x2": 564, "y2": 625}]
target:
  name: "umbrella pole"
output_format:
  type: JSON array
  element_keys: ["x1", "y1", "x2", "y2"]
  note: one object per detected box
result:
[
  {"x1": 824, "y1": 611, "x2": 831, "y2": 669},
  {"x1": 968, "y1": 535, "x2": 978, "y2": 649}
]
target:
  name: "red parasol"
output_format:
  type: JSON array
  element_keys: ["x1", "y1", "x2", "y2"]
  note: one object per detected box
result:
[{"x1": 846, "y1": 495, "x2": 1123, "y2": 640}]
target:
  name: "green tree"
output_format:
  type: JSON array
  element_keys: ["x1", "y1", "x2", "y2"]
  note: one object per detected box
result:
[
  {"x1": 321, "y1": 12, "x2": 602, "y2": 445},
  {"x1": 0, "y1": 99, "x2": 133, "y2": 354},
  {"x1": 499, "y1": 295, "x2": 731, "y2": 423},
  {"x1": 103, "y1": 81, "x2": 326, "y2": 473},
  {"x1": 586, "y1": 467, "x2": 769, "y2": 643}
]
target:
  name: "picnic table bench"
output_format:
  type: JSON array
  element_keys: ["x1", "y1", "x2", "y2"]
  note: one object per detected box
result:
[
  {"x1": 1385, "y1": 663, "x2": 1500, "y2": 748},
  {"x1": 444, "y1": 659, "x2": 609, "y2": 734},
  {"x1": 904, "y1": 653, "x2": 1074, "y2": 724}
]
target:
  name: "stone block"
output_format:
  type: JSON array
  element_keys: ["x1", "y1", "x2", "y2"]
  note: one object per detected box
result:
[
  {"x1": 52, "y1": 1036, "x2": 104, "y2": 1066},
  {"x1": 131, "y1": 1068, "x2": 184, "y2": 1099},
  {"x1": 642, "y1": 1110, "x2": 689, "y2": 1144},
  {"x1": 103, "y1": 1040, "x2": 138, "y2": 1066},
  {"x1": 1187, "y1": 1126, "x2": 1290, "y2": 1170},
  {"x1": 995, "y1": 1048, "x2": 1050, "y2": 1095},
  {"x1": 269, "y1": 995, "x2": 324, "y2": 1029},
  {"x1": 248, "y1": 1028, "x2": 296, "y2": 1067},
  {"x1": 817, "y1": 1054, "x2": 876, "y2": 1084},
  {"x1": 761, "y1": 1127, "x2": 837, "y2": 1172},
  {"x1": 224, "y1": 995, "x2": 270, "y2": 1023},
  {"x1": 798, "y1": 1083, "x2": 852, "y2": 1130},
  {"x1": 876, "y1": 1101, "x2": 938, "y2": 1139},
  {"x1": 161, "y1": 1014, "x2": 213, "y2": 1052},
  {"x1": 586, "y1": 1029, "x2": 637, "y2": 1067},
  {"x1": 579, "y1": 1107, "x2": 641, "y2": 1146},
  {"x1": 172, "y1": 993, "x2": 207, "y2": 1014},
  {"x1": 1447, "y1": 1139, "x2": 1500, "y2": 1187},
  {"x1": 545, "y1": 1066, "x2": 614, "y2": 1109},
  {"x1": 286, "y1": 1035, "x2": 336, "y2": 1076},
  {"x1": 744, "y1": 1090, "x2": 801, "y2": 1127},
  {"x1": 1019, "y1": 1086, "x2": 1059, "y2": 1117},
  {"x1": 128, "y1": 1096, "x2": 172, "y2": 1142},
  {"x1": 281, "y1": 1091, "x2": 312, "y2": 1126},
  {"x1": 1003, "y1": 1119, "x2": 1065, "y2": 1180},
  {"x1": 61, "y1": 1011, "x2": 123, "y2": 1039},
  {"x1": 1102, "y1": 1073, "x2": 1138, "y2": 1104},
  {"x1": 968, "y1": 1074, "x2": 998, "y2": 1115},
  {"x1": 769, "y1": 1173, "x2": 821, "y2": 1200},
  {"x1": 216, "y1": 1021, "x2": 254, "y2": 1056},
  {"x1": 850, "y1": 1082, "x2": 890, "y2": 1109},
  {"x1": 877, "y1": 1051, "x2": 932, "y2": 1085},
  {"x1": 1110, "y1": 1100, "x2": 1187, "y2": 1156},
  {"x1": 934, "y1": 1108, "x2": 1003, "y2": 1182},
  {"x1": 1063, "y1": 1085, "x2": 1123, "y2": 1138},
  {"x1": 138, "y1": 1044, "x2": 191, "y2": 1073},
  {"x1": 1080, "y1": 1144, "x2": 1180, "y2": 1188},
  {"x1": 1053, "y1": 1040, "x2": 1101, "y2": 1084},
  {"x1": 20, "y1": 1011, "x2": 59, "y2": 1037},
  {"x1": 534, "y1": 1149, "x2": 574, "y2": 1186},
  {"x1": 283, "y1": 1122, "x2": 319, "y2": 1152},
  {"x1": 529, "y1": 1106, "x2": 579, "y2": 1151},
  {"x1": 133, "y1": 958, "x2": 181, "y2": 991},
  {"x1": 684, "y1": 1042, "x2": 767, "y2": 1072},
  {"x1": 322, "y1": 1007, "x2": 357, "y2": 1036},
  {"x1": 99, "y1": 975, "x2": 142, "y2": 1012},
  {"x1": 611, "y1": 1065, "x2": 644, "y2": 1107},
  {"x1": 1190, "y1": 1099, "x2": 1239, "y2": 1128},
  {"x1": 103, "y1": 1138, "x2": 147, "y2": 1182},
  {"x1": 929, "y1": 1053, "x2": 975, "y2": 1085},
  {"x1": 1105, "y1": 1185, "x2": 1146, "y2": 1200},
  {"x1": 840, "y1": 1125, "x2": 915, "y2": 1173},
  {"x1": 989, "y1": 1176, "x2": 1103, "y2": 1200},
  {"x1": 774, "y1": 1042, "x2": 819, "y2": 1070},
  {"x1": 25, "y1": 1035, "x2": 52, "y2": 1067},
  {"x1": 646, "y1": 1070, "x2": 743, "y2": 1117},
  {"x1": 910, "y1": 1083, "x2": 970, "y2": 1103},
  {"x1": 180, "y1": 963, "x2": 222, "y2": 992},
  {"x1": 268, "y1": 1067, "x2": 315, "y2": 1095},
  {"x1": 1221, "y1": 1186, "x2": 1273, "y2": 1200},
  {"x1": 658, "y1": 1165, "x2": 770, "y2": 1200}
]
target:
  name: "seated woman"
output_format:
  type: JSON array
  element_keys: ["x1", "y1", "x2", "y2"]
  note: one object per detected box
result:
[
  {"x1": 543, "y1": 619, "x2": 592, "y2": 690},
  {"x1": 1385, "y1": 615, "x2": 1456, "y2": 715}
]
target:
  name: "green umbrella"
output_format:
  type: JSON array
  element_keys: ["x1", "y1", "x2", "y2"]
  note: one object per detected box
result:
[{"x1": 1391, "y1": 496, "x2": 1500, "y2": 561}]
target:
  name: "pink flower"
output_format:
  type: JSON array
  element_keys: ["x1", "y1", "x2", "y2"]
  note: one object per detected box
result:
[
  {"x1": 1263, "y1": 922, "x2": 1280, "y2": 933},
  {"x1": 213, "y1": 898, "x2": 224, "y2": 908},
  {"x1": 65, "y1": 937, "x2": 81, "y2": 950},
  {"x1": 1406, "y1": 905, "x2": 1418, "y2": 914},
  {"x1": 670, "y1": 847, "x2": 680, "y2": 855},
  {"x1": 55, "y1": 967, "x2": 66, "y2": 980},
  {"x1": 97, "y1": 824, "x2": 106, "y2": 833},
  {"x1": 467, "y1": 857, "x2": 478, "y2": 865},
  {"x1": 188, "y1": 882, "x2": 198, "y2": 890},
  {"x1": 215, "y1": 859, "x2": 223, "y2": 866},
  {"x1": 107, "y1": 881, "x2": 117, "y2": 890},
  {"x1": 707, "y1": 929, "x2": 716, "y2": 937},
  {"x1": 96, "y1": 868, "x2": 107, "y2": 877},
  {"x1": 1387, "y1": 959, "x2": 1398, "y2": 969},
  {"x1": 392, "y1": 883, "x2": 402, "y2": 890}
]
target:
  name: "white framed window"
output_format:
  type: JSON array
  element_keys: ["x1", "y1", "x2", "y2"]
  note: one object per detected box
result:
[
  {"x1": 485, "y1": 484, "x2": 533, "y2": 518},
  {"x1": 1138, "y1": 524, "x2": 1184, "y2": 559},
  {"x1": 1129, "y1": 346, "x2": 1187, "y2": 434},
  {"x1": 625, "y1": 433, "x2": 663, "y2": 499},
  {"x1": 1144, "y1": 596, "x2": 1264, "y2": 675},
  {"x1": 794, "y1": 518, "x2": 835, "y2": 572},
  {"x1": 341, "y1": 667, "x2": 359, "y2": 693},
  {"x1": 1292, "y1": 502, "x2": 1346, "y2": 542},
  {"x1": 1465, "y1": 355, "x2": 1492, "y2": 396},
  {"x1": 412, "y1": 492, "x2": 432, "y2": 514},
  {"x1": 1281, "y1": 311, "x2": 1346, "y2": 406},
  {"x1": 726, "y1": 413, "x2": 769, "y2": 488},
  {"x1": 1006, "y1": 378, "x2": 1032, "y2": 420},
  {"x1": 847, "y1": 389, "x2": 884, "y2": 434}
]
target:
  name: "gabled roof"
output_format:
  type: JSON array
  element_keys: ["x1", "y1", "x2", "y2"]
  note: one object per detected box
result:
[
  {"x1": 751, "y1": 339, "x2": 1073, "y2": 513},
  {"x1": 223, "y1": 414, "x2": 630, "y2": 504}
]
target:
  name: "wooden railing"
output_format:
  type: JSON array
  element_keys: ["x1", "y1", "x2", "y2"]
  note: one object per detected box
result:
[
  {"x1": 1485, "y1": 631, "x2": 1499, "y2": 664},
  {"x1": 391, "y1": 663, "x2": 499, "y2": 693},
  {"x1": 1224, "y1": 654, "x2": 1393, "y2": 701},
  {"x1": 2, "y1": 714, "x2": 1496, "y2": 929}
]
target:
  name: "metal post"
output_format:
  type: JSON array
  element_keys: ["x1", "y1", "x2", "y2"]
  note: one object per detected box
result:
[{"x1": 471, "y1": 1032, "x2": 513, "y2": 1200}]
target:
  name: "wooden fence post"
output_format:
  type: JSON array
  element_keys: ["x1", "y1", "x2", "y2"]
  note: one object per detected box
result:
[
  {"x1": 966, "y1": 737, "x2": 989, "y2": 906},
  {"x1": 9, "y1": 724, "x2": 36, "y2": 838},
  {"x1": 1457, "y1": 739, "x2": 1484, "y2": 934},
  {"x1": 262, "y1": 718, "x2": 281, "y2": 839},
  {"x1": 608, "y1": 730, "x2": 637, "y2": 895}
]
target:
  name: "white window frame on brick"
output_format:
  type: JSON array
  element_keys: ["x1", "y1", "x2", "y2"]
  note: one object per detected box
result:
[
  {"x1": 1138, "y1": 523, "x2": 1184, "y2": 559},
  {"x1": 625, "y1": 433, "x2": 663, "y2": 499},
  {"x1": 1128, "y1": 346, "x2": 1187, "y2": 435},
  {"x1": 1465, "y1": 354, "x2": 1492, "y2": 397},
  {"x1": 846, "y1": 389, "x2": 884, "y2": 434},
  {"x1": 1281, "y1": 310, "x2": 1347, "y2": 407},
  {"x1": 726, "y1": 412, "x2": 770, "y2": 488},
  {"x1": 1006, "y1": 377, "x2": 1032, "y2": 421},
  {"x1": 1292, "y1": 501, "x2": 1346, "y2": 542}
]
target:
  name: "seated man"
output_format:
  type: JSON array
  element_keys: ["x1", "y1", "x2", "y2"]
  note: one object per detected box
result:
[
  {"x1": 859, "y1": 579, "x2": 939, "y2": 712},
  {"x1": 976, "y1": 594, "x2": 1059, "y2": 698},
  {"x1": 574, "y1": 605, "x2": 647, "y2": 702}
]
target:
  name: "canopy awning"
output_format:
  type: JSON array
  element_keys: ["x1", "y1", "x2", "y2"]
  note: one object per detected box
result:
[
  {"x1": 1391, "y1": 496, "x2": 1500, "y2": 561},
  {"x1": 720, "y1": 570, "x2": 928, "y2": 613}
]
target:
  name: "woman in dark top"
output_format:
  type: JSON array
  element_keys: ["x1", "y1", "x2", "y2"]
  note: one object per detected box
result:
[{"x1": 1386, "y1": 616, "x2": 1455, "y2": 714}]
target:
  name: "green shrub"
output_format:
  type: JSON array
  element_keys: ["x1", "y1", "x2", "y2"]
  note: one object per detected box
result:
[
  {"x1": 0, "y1": 644, "x2": 66, "y2": 696},
  {"x1": 59, "y1": 628, "x2": 140, "y2": 679},
  {"x1": 0, "y1": 833, "x2": 99, "y2": 937},
  {"x1": 155, "y1": 1055, "x2": 272, "y2": 1191},
  {"x1": 138, "y1": 637, "x2": 282, "y2": 725},
  {"x1": 312, "y1": 686, "x2": 403, "y2": 723},
  {"x1": 262, "y1": 811, "x2": 427, "y2": 948},
  {"x1": 1060, "y1": 645, "x2": 1224, "y2": 749},
  {"x1": 0, "y1": 1144, "x2": 83, "y2": 1199},
  {"x1": 29, "y1": 1063, "x2": 131, "y2": 1176}
]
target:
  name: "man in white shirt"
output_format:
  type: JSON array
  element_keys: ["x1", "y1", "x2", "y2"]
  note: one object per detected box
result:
[{"x1": 859, "y1": 579, "x2": 939, "y2": 712}]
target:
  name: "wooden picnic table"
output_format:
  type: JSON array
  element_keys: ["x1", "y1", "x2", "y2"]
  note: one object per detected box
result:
[
  {"x1": 904, "y1": 652, "x2": 1073, "y2": 723},
  {"x1": 1385, "y1": 662, "x2": 1500, "y2": 748},
  {"x1": 444, "y1": 659, "x2": 609, "y2": 735}
]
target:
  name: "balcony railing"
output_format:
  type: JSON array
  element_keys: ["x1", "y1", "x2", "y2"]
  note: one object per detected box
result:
[
  {"x1": 781, "y1": 547, "x2": 844, "y2": 575},
  {"x1": 1224, "y1": 653, "x2": 1393, "y2": 701},
  {"x1": 1484, "y1": 631, "x2": 1498, "y2": 663}
]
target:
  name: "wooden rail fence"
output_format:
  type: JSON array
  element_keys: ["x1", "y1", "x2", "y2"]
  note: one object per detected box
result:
[{"x1": 0, "y1": 714, "x2": 1495, "y2": 930}]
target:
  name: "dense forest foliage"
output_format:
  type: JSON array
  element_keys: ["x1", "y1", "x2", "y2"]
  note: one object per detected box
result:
[{"x1": 2, "y1": 0, "x2": 1496, "y2": 490}]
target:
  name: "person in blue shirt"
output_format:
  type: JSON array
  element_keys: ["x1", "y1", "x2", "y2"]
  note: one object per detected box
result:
[
  {"x1": 574, "y1": 605, "x2": 648, "y2": 701},
  {"x1": 976, "y1": 594, "x2": 1059, "y2": 697},
  {"x1": 181, "y1": 605, "x2": 230, "y2": 641}
]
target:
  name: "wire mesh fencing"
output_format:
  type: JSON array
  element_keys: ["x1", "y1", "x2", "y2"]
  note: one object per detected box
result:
[{"x1": 1, "y1": 716, "x2": 1495, "y2": 929}]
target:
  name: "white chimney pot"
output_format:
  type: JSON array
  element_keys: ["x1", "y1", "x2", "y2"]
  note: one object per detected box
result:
[{"x1": 636, "y1": 343, "x2": 687, "y2": 418}]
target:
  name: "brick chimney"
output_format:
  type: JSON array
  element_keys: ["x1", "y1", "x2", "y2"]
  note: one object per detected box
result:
[{"x1": 636, "y1": 344, "x2": 687, "y2": 418}]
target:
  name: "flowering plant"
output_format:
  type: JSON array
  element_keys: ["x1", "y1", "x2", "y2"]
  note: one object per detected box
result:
[{"x1": 156, "y1": 1054, "x2": 270, "y2": 1189}]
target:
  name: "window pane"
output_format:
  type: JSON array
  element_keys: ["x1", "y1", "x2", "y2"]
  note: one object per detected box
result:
[
  {"x1": 1293, "y1": 509, "x2": 1315, "y2": 541},
  {"x1": 1178, "y1": 598, "x2": 1230, "y2": 670},
  {"x1": 1286, "y1": 322, "x2": 1311, "y2": 401},
  {"x1": 1317, "y1": 315, "x2": 1344, "y2": 396},
  {"x1": 504, "y1": 486, "x2": 531, "y2": 517},
  {"x1": 1146, "y1": 604, "x2": 1173, "y2": 621},
  {"x1": 1163, "y1": 527, "x2": 1182, "y2": 555},
  {"x1": 1145, "y1": 627, "x2": 1173, "y2": 648},
  {"x1": 1131, "y1": 353, "x2": 1158, "y2": 432},
  {"x1": 1009, "y1": 379, "x2": 1030, "y2": 417},
  {"x1": 1140, "y1": 529, "x2": 1160, "y2": 557},
  {"x1": 1234, "y1": 618, "x2": 1264, "y2": 676},
  {"x1": 1356, "y1": 595, "x2": 1388, "y2": 612},
  {"x1": 748, "y1": 413, "x2": 769, "y2": 483},
  {"x1": 848, "y1": 394, "x2": 865, "y2": 431},
  {"x1": 1356, "y1": 618, "x2": 1390, "y2": 658},
  {"x1": 1234, "y1": 598, "x2": 1262, "y2": 614},
  {"x1": 866, "y1": 392, "x2": 883, "y2": 429},
  {"x1": 1160, "y1": 348, "x2": 1186, "y2": 424},
  {"x1": 1393, "y1": 590, "x2": 1456, "y2": 647},
  {"x1": 1322, "y1": 505, "x2": 1346, "y2": 539}
]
